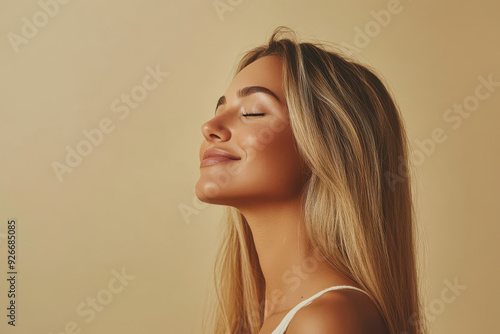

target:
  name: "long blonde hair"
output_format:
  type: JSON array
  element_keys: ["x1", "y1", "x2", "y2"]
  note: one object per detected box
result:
[{"x1": 202, "y1": 26, "x2": 427, "y2": 334}]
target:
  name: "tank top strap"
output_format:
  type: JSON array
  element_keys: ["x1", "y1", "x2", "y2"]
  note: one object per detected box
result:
[{"x1": 271, "y1": 285, "x2": 372, "y2": 334}]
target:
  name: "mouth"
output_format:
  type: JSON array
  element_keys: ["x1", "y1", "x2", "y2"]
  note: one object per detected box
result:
[
  {"x1": 200, "y1": 156, "x2": 240, "y2": 168},
  {"x1": 200, "y1": 147, "x2": 241, "y2": 168}
]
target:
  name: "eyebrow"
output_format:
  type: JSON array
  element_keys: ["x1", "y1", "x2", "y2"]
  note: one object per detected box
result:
[{"x1": 214, "y1": 86, "x2": 281, "y2": 114}]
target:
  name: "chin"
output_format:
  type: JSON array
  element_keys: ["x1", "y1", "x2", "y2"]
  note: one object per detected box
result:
[{"x1": 195, "y1": 182, "x2": 224, "y2": 204}]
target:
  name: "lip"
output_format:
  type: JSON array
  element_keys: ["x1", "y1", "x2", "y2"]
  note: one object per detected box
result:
[{"x1": 200, "y1": 148, "x2": 241, "y2": 168}]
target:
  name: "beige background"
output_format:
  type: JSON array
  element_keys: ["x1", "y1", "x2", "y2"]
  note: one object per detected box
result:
[{"x1": 1, "y1": 0, "x2": 499, "y2": 333}]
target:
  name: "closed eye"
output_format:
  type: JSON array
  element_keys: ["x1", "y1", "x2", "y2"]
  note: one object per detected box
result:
[{"x1": 242, "y1": 113, "x2": 265, "y2": 117}]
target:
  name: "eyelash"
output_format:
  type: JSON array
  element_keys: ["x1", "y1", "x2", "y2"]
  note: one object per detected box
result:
[{"x1": 241, "y1": 113, "x2": 265, "y2": 117}]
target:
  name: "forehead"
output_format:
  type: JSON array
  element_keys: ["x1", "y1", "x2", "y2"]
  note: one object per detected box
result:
[{"x1": 225, "y1": 55, "x2": 285, "y2": 103}]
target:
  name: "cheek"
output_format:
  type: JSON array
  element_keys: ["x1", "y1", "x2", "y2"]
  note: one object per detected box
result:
[{"x1": 241, "y1": 125, "x2": 306, "y2": 194}]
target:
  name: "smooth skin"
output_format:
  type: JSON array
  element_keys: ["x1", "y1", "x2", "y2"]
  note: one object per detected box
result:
[{"x1": 196, "y1": 56, "x2": 388, "y2": 334}]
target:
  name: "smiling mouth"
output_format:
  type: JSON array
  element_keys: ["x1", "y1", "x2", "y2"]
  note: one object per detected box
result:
[{"x1": 200, "y1": 156, "x2": 240, "y2": 168}]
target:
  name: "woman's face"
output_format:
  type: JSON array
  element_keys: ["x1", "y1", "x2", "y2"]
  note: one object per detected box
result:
[{"x1": 195, "y1": 55, "x2": 310, "y2": 207}]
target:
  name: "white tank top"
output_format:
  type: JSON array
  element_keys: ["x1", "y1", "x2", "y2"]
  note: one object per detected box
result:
[{"x1": 271, "y1": 285, "x2": 372, "y2": 334}]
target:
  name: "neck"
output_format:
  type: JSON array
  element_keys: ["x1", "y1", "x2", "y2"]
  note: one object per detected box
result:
[{"x1": 236, "y1": 196, "x2": 330, "y2": 318}]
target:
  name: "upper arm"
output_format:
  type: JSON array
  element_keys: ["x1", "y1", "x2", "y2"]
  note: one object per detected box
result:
[{"x1": 285, "y1": 291, "x2": 387, "y2": 334}]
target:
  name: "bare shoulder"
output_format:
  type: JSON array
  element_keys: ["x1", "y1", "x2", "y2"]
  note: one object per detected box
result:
[{"x1": 285, "y1": 289, "x2": 389, "y2": 334}]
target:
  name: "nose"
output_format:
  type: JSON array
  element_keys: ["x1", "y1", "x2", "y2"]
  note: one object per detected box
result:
[{"x1": 201, "y1": 114, "x2": 232, "y2": 142}]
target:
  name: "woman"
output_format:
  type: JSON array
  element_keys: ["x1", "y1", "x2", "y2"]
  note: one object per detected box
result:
[{"x1": 195, "y1": 26, "x2": 427, "y2": 334}]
